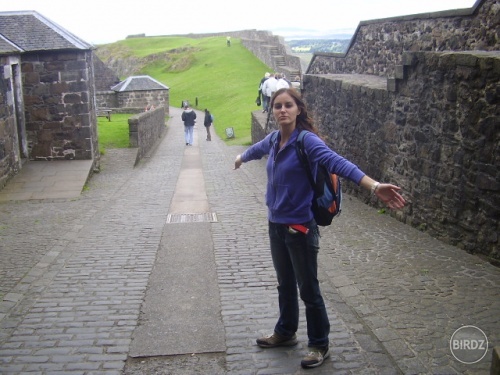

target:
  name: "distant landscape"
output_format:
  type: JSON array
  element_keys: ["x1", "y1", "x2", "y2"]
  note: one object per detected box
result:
[
  {"x1": 94, "y1": 34, "x2": 354, "y2": 144},
  {"x1": 286, "y1": 39, "x2": 352, "y2": 54},
  {"x1": 95, "y1": 36, "x2": 270, "y2": 146},
  {"x1": 285, "y1": 38, "x2": 352, "y2": 70}
]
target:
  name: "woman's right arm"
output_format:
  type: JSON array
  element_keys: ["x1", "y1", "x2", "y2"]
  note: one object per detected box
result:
[
  {"x1": 234, "y1": 133, "x2": 274, "y2": 169},
  {"x1": 234, "y1": 154, "x2": 244, "y2": 170}
]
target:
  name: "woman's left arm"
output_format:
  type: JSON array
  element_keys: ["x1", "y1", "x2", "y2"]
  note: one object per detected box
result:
[
  {"x1": 305, "y1": 135, "x2": 406, "y2": 209},
  {"x1": 360, "y1": 176, "x2": 406, "y2": 209}
]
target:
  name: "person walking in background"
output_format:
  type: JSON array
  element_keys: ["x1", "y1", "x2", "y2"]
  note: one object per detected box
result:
[
  {"x1": 259, "y1": 72, "x2": 270, "y2": 111},
  {"x1": 181, "y1": 105, "x2": 196, "y2": 146},
  {"x1": 233, "y1": 88, "x2": 405, "y2": 369},
  {"x1": 204, "y1": 109, "x2": 213, "y2": 141},
  {"x1": 261, "y1": 73, "x2": 277, "y2": 113},
  {"x1": 291, "y1": 75, "x2": 301, "y2": 92},
  {"x1": 276, "y1": 73, "x2": 290, "y2": 90}
]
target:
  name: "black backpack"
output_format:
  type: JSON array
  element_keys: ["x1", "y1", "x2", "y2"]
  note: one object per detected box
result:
[{"x1": 270, "y1": 130, "x2": 342, "y2": 226}]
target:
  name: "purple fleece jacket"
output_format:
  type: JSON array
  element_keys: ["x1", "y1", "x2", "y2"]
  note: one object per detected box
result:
[{"x1": 241, "y1": 129, "x2": 366, "y2": 224}]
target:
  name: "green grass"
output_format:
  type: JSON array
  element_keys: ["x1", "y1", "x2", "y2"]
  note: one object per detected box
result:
[
  {"x1": 96, "y1": 36, "x2": 271, "y2": 146},
  {"x1": 97, "y1": 114, "x2": 133, "y2": 152}
]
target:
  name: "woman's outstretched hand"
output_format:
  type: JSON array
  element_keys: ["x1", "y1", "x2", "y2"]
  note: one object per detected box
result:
[
  {"x1": 234, "y1": 155, "x2": 242, "y2": 170},
  {"x1": 375, "y1": 184, "x2": 406, "y2": 209}
]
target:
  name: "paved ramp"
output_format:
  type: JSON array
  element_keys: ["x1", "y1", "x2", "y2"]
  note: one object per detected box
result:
[
  {"x1": 0, "y1": 159, "x2": 93, "y2": 202},
  {"x1": 129, "y1": 108, "x2": 225, "y2": 357}
]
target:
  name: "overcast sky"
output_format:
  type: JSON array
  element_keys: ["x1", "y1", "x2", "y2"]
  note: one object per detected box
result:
[{"x1": 2, "y1": 0, "x2": 477, "y2": 45}]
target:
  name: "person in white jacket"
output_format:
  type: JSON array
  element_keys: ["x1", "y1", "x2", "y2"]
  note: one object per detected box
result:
[
  {"x1": 261, "y1": 73, "x2": 277, "y2": 112},
  {"x1": 276, "y1": 73, "x2": 291, "y2": 90}
]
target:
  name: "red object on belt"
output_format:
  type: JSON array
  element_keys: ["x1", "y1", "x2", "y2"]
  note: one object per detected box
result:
[{"x1": 289, "y1": 224, "x2": 309, "y2": 234}]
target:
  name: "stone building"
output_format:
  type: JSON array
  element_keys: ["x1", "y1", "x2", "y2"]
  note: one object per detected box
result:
[
  {"x1": 96, "y1": 75, "x2": 170, "y2": 114},
  {"x1": 0, "y1": 11, "x2": 99, "y2": 188},
  {"x1": 298, "y1": 0, "x2": 499, "y2": 262},
  {"x1": 104, "y1": 75, "x2": 169, "y2": 113}
]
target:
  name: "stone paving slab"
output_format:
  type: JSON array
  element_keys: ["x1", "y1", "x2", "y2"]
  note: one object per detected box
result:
[
  {"x1": 0, "y1": 160, "x2": 94, "y2": 202},
  {"x1": 129, "y1": 221, "x2": 226, "y2": 357}
]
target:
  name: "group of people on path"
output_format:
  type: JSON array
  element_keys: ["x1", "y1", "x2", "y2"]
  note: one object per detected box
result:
[
  {"x1": 259, "y1": 72, "x2": 301, "y2": 113},
  {"x1": 181, "y1": 104, "x2": 213, "y2": 145}
]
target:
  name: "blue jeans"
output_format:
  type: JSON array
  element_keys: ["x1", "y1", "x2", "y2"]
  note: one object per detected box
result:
[
  {"x1": 268, "y1": 220, "x2": 330, "y2": 348},
  {"x1": 184, "y1": 125, "x2": 194, "y2": 145},
  {"x1": 263, "y1": 95, "x2": 270, "y2": 112}
]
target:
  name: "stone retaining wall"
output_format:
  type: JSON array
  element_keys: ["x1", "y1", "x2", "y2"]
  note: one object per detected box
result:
[
  {"x1": 252, "y1": 48, "x2": 499, "y2": 262},
  {"x1": 295, "y1": 0, "x2": 499, "y2": 262},
  {"x1": 128, "y1": 106, "x2": 166, "y2": 166},
  {"x1": 302, "y1": 50, "x2": 499, "y2": 262}
]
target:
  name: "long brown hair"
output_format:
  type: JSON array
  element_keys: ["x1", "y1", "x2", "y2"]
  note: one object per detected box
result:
[{"x1": 270, "y1": 88, "x2": 319, "y2": 135}]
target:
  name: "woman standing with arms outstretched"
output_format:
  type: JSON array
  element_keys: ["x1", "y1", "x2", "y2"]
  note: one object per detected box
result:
[{"x1": 234, "y1": 88, "x2": 405, "y2": 369}]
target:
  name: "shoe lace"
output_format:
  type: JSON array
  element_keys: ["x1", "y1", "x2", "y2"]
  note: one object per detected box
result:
[{"x1": 305, "y1": 348, "x2": 323, "y2": 358}]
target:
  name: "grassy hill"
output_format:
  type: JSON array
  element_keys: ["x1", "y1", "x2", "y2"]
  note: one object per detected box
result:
[{"x1": 95, "y1": 36, "x2": 271, "y2": 146}]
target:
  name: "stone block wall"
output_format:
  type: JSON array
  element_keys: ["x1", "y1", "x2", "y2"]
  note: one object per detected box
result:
[
  {"x1": 293, "y1": 0, "x2": 500, "y2": 262},
  {"x1": 92, "y1": 53, "x2": 120, "y2": 91},
  {"x1": 300, "y1": 49, "x2": 500, "y2": 261},
  {"x1": 0, "y1": 57, "x2": 23, "y2": 189},
  {"x1": 116, "y1": 90, "x2": 169, "y2": 112},
  {"x1": 128, "y1": 106, "x2": 166, "y2": 165},
  {"x1": 95, "y1": 91, "x2": 118, "y2": 108},
  {"x1": 251, "y1": 112, "x2": 267, "y2": 145},
  {"x1": 22, "y1": 50, "x2": 98, "y2": 162},
  {"x1": 307, "y1": 0, "x2": 499, "y2": 77}
]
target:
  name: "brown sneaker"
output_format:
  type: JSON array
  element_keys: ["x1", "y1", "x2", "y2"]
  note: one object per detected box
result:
[
  {"x1": 256, "y1": 332, "x2": 298, "y2": 348},
  {"x1": 301, "y1": 346, "x2": 330, "y2": 368}
]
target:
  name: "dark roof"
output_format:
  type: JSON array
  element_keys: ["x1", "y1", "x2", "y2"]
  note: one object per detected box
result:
[
  {"x1": 0, "y1": 34, "x2": 22, "y2": 55},
  {"x1": 0, "y1": 10, "x2": 93, "y2": 52},
  {"x1": 111, "y1": 75, "x2": 169, "y2": 92}
]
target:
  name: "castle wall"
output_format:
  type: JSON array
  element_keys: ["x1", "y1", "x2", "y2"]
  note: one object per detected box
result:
[
  {"x1": 301, "y1": 50, "x2": 499, "y2": 261},
  {"x1": 128, "y1": 106, "x2": 166, "y2": 165},
  {"x1": 307, "y1": 0, "x2": 499, "y2": 76}
]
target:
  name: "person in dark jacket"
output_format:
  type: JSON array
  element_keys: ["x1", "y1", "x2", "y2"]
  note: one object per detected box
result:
[
  {"x1": 203, "y1": 109, "x2": 213, "y2": 141},
  {"x1": 181, "y1": 105, "x2": 196, "y2": 145},
  {"x1": 259, "y1": 72, "x2": 270, "y2": 111},
  {"x1": 233, "y1": 88, "x2": 405, "y2": 369}
]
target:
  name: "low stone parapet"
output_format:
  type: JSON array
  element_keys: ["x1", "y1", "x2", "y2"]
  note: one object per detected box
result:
[{"x1": 128, "y1": 107, "x2": 166, "y2": 166}]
